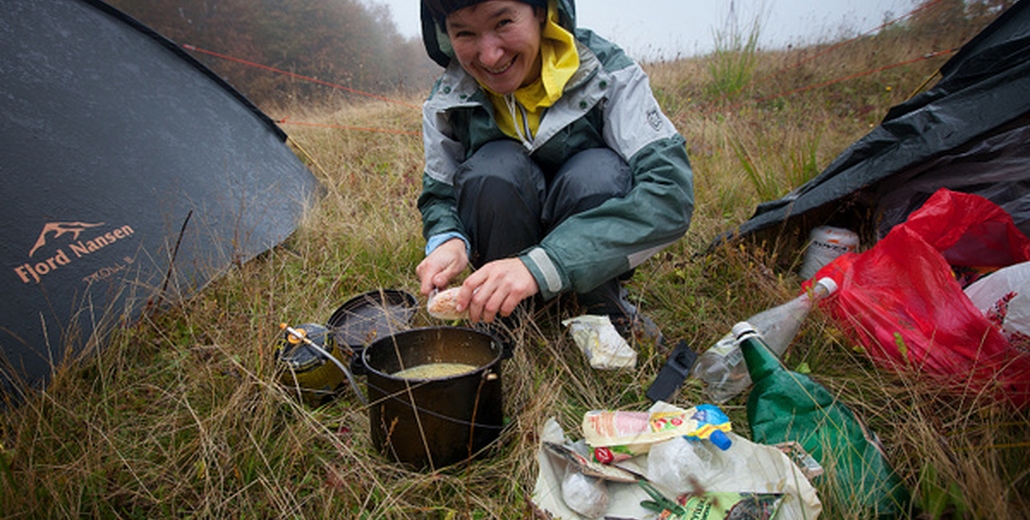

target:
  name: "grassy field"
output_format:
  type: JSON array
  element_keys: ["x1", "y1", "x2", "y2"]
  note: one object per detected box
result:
[{"x1": 3, "y1": 7, "x2": 1029, "y2": 519}]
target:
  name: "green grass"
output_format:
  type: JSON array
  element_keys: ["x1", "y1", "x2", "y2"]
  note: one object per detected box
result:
[
  {"x1": 706, "y1": 6, "x2": 763, "y2": 99},
  {"x1": 3, "y1": 8, "x2": 1030, "y2": 519}
]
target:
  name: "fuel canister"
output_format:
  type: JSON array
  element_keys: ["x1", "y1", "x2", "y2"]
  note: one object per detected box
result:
[{"x1": 275, "y1": 323, "x2": 347, "y2": 406}]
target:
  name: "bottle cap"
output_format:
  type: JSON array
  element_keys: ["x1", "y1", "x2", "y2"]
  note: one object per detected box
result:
[
  {"x1": 814, "y1": 277, "x2": 838, "y2": 296},
  {"x1": 731, "y1": 321, "x2": 756, "y2": 339},
  {"x1": 708, "y1": 429, "x2": 732, "y2": 451}
]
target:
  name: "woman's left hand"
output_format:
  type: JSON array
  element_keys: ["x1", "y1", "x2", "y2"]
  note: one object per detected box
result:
[{"x1": 460, "y1": 258, "x2": 539, "y2": 323}]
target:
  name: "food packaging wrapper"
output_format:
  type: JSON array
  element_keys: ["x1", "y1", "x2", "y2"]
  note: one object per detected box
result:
[
  {"x1": 531, "y1": 402, "x2": 821, "y2": 519},
  {"x1": 562, "y1": 315, "x2": 637, "y2": 369}
]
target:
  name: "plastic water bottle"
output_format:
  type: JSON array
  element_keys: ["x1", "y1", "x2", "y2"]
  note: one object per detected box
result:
[
  {"x1": 735, "y1": 321, "x2": 911, "y2": 516},
  {"x1": 692, "y1": 332, "x2": 748, "y2": 403},
  {"x1": 693, "y1": 277, "x2": 839, "y2": 403}
]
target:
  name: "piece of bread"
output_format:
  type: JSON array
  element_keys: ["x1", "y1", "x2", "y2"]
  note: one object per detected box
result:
[{"x1": 427, "y1": 287, "x2": 467, "y2": 320}]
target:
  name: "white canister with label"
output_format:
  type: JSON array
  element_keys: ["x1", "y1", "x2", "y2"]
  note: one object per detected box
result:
[{"x1": 798, "y1": 226, "x2": 859, "y2": 279}]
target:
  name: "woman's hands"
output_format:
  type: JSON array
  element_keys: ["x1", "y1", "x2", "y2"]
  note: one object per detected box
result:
[{"x1": 417, "y1": 238, "x2": 539, "y2": 323}]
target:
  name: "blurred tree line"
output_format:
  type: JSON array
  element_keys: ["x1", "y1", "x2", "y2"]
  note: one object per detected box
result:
[{"x1": 108, "y1": 0, "x2": 439, "y2": 105}]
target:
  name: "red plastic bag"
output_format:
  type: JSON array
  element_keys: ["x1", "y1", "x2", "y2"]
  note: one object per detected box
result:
[
  {"x1": 898, "y1": 188, "x2": 1030, "y2": 284},
  {"x1": 814, "y1": 189, "x2": 1030, "y2": 408}
]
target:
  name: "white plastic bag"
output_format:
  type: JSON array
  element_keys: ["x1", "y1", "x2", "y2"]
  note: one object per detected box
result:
[
  {"x1": 964, "y1": 260, "x2": 1030, "y2": 349},
  {"x1": 531, "y1": 405, "x2": 822, "y2": 520}
]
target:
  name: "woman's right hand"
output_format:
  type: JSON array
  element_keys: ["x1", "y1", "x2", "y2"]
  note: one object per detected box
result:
[{"x1": 416, "y1": 238, "x2": 469, "y2": 297}]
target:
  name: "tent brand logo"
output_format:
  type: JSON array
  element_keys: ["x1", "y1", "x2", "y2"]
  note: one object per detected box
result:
[
  {"x1": 28, "y1": 221, "x2": 104, "y2": 257},
  {"x1": 16, "y1": 221, "x2": 136, "y2": 284}
]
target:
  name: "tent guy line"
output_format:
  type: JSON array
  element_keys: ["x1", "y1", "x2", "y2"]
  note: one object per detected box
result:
[
  {"x1": 722, "y1": 47, "x2": 958, "y2": 114},
  {"x1": 276, "y1": 118, "x2": 421, "y2": 137},
  {"x1": 184, "y1": 44, "x2": 420, "y2": 110},
  {"x1": 713, "y1": 0, "x2": 952, "y2": 106}
]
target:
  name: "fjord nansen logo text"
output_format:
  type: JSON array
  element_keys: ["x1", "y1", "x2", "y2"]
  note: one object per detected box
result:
[{"x1": 15, "y1": 221, "x2": 135, "y2": 284}]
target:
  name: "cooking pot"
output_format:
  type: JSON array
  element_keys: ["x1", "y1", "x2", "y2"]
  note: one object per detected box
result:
[{"x1": 363, "y1": 326, "x2": 504, "y2": 470}]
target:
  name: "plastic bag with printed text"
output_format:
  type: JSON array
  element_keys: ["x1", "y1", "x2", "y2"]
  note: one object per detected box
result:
[{"x1": 813, "y1": 188, "x2": 1030, "y2": 408}]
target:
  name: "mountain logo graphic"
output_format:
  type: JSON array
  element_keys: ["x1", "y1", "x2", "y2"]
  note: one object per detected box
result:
[{"x1": 29, "y1": 221, "x2": 105, "y2": 257}]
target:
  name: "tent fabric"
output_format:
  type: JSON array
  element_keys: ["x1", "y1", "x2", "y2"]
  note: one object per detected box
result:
[
  {"x1": 720, "y1": 0, "x2": 1030, "y2": 250},
  {"x1": 0, "y1": 0, "x2": 319, "y2": 396}
]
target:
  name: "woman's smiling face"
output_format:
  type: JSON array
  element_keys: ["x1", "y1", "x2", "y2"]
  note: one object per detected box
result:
[{"x1": 445, "y1": 1, "x2": 546, "y2": 95}]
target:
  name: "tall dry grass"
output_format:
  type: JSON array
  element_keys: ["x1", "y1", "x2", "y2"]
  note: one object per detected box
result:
[{"x1": 3, "y1": 4, "x2": 1029, "y2": 519}]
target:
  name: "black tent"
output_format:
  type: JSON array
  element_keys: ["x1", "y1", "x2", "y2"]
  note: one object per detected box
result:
[
  {"x1": 722, "y1": 0, "x2": 1030, "y2": 254},
  {"x1": 0, "y1": 0, "x2": 319, "y2": 396}
]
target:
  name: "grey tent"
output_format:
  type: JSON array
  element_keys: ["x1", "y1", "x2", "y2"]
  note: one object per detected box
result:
[
  {"x1": 0, "y1": 0, "x2": 319, "y2": 397},
  {"x1": 720, "y1": 0, "x2": 1030, "y2": 255}
]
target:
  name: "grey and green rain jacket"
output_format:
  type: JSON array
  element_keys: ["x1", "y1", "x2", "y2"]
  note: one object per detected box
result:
[{"x1": 417, "y1": 0, "x2": 695, "y2": 300}]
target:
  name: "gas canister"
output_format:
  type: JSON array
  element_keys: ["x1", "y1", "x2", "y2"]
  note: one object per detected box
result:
[{"x1": 275, "y1": 323, "x2": 348, "y2": 406}]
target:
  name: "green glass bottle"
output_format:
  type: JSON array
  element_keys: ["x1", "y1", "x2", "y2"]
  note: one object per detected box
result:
[{"x1": 735, "y1": 321, "x2": 911, "y2": 518}]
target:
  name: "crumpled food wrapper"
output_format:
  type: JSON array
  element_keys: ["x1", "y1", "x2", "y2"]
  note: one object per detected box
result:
[
  {"x1": 531, "y1": 402, "x2": 822, "y2": 519},
  {"x1": 562, "y1": 315, "x2": 637, "y2": 369}
]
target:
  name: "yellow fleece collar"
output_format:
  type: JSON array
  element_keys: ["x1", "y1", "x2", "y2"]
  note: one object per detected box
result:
[
  {"x1": 487, "y1": 0, "x2": 579, "y2": 140},
  {"x1": 513, "y1": 0, "x2": 578, "y2": 111}
]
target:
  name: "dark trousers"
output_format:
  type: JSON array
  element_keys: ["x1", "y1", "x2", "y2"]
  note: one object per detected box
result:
[{"x1": 453, "y1": 140, "x2": 633, "y2": 314}]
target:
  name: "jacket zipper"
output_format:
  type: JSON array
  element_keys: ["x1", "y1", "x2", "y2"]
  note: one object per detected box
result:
[{"x1": 504, "y1": 94, "x2": 533, "y2": 145}]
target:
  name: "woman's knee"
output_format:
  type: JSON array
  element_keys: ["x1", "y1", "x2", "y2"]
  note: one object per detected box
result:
[
  {"x1": 557, "y1": 148, "x2": 632, "y2": 197},
  {"x1": 544, "y1": 148, "x2": 631, "y2": 223},
  {"x1": 456, "y1": 141, "x2": 536, "y2": 185}
]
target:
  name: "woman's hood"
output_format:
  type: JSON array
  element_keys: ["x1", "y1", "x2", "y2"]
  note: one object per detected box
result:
[{"x1": 420, "y1": 0, "x2": 577, "y2": 68}]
